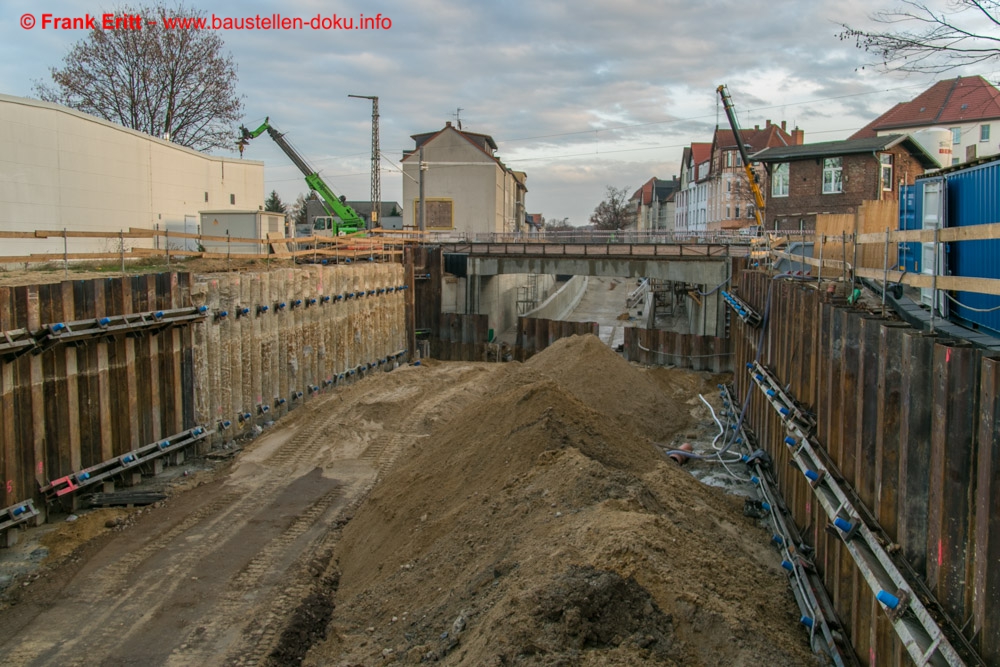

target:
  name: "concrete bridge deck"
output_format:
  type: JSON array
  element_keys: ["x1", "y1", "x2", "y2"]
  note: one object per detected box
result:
[{"x1": 437, "y1": 241, "x2": 751, "y2": 261}]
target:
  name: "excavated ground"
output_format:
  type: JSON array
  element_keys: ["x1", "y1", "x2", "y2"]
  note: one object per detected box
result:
[{"x1": 0, "y1": 334, "x2": 818, "y2": 666}]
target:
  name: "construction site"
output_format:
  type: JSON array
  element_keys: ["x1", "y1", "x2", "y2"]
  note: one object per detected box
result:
[
  {"x1": 0, "y1": 214, "x2": 996, "y2": 667},
  {"x1": 0, "y1": 91, "x2": 999, "y2": 667}
]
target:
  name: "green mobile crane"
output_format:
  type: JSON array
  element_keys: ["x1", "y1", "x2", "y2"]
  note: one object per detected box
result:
[{"x1": 238, "y1": 117, "x2": 365, "y2": 236}]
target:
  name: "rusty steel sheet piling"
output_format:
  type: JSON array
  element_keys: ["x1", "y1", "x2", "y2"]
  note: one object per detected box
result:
[
  {"x1": 731, "y1": 267, "x2": 992, "y2": 665},
  {"x1": 975, "y1": 356, "x2": 1000, "y2": 664},
  {"x1": 928, "y1": 341, "x2": 979, "y2": 626}
]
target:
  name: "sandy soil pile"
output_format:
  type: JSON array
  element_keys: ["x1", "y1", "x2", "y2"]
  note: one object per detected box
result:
[{"x1": 308, "y1": 335, "x2": 817, "y2": 666}]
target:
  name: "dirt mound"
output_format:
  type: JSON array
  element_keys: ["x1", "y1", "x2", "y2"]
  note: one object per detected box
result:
[
  {"x1": 525, "y1": 334, "x2": 687, "y2": 443},
  {"x1": 307, "y1": 351, "x2": 817, "y2": 666},
  {"x1": 524, "y1": 565, "x2": 674, "y2": 660}
]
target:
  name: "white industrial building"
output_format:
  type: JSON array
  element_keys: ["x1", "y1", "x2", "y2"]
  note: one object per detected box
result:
[{"x1": 0, "y1": 93, "x2": 265, "y2": 257}]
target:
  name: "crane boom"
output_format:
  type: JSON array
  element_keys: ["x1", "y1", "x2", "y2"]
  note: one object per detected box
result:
[
  {"x1": 238, "y1": 118, "x2": 365, "y2": 235},
  {"x1": 717, "y1": 85, "x2": 766, "y2": 229}
]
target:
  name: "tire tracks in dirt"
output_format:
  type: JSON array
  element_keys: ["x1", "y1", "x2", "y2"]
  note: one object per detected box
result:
[{"x1": 0, "y1": 364, "x2": 506, "y2": 666}]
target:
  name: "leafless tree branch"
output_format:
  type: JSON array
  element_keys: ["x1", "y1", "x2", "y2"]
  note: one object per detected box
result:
[
  {"x1": 32, "y1": 3, "x2": 243, "y2": 151},
  {"x1": 839, "y1": 0, "x2": 1000, "y2": 75}
]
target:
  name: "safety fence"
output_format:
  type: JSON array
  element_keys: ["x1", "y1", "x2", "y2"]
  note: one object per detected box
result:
[{"x1": 0, "y1": 227, "x2": 422, "y2": 268}]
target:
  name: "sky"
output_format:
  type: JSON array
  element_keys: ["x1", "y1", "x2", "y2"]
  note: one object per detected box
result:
[{"x1": 1, "y1": 0, "x2": 995, "y2": 227}]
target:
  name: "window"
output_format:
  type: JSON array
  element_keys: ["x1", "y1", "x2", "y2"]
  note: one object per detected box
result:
[
  {"x1": 982, "y1": 124, "x2": 991, "y2": 142},
  {"x1": 772, "y1": 162, "x2": 789, "y2": 197},
  {"x1": 230, "y1": 194, "x2": 235, "y2": 205},
  {"x1": 413, "y1": 198, "x2": 454, "y2": 229},
  {"x1": 880, "y1": 154, "x2": 893, "y2": 191},
  {"x1": 726, "y1": 206, "x2": 731, "y2": 219},
  {"x1": 736, "y1": 154, "x2": 743, "y2": 167},
  {"x1": 726, "y1": 152, "x2": 732, "y2": 168},
  {"x1": 951, "y1": 127, "x2": 961, "y2": 145},
  {"x1": 735, "y1": 204, "x2": 740, "y2": 218},
  {"x1": 822, "y1": 158, "x2": 843, "y2": 194}
]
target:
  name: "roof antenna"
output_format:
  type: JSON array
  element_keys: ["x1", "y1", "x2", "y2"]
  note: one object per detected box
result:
[{"x1": 454, "y1": 107, "x2": 464, "y2": 130}]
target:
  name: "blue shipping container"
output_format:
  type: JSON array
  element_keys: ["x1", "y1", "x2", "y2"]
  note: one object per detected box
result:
[
  {"x1": 939, "y1": 158, "x2": 1000, "y2": 335},
  {"x1": 898, "y1": 182, "x2": 923, "y2": 273}
]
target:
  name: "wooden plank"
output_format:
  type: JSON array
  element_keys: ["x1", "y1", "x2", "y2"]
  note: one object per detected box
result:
[
  {"x1": 975, "y1": 356, "x2": 1000, "y2": 664},
  {"x1": 32, "y1": 230, "x2": 154, "y2": 239},
  {"x1": 267, "y1": 232, "x2": 291, "y2": 257},
  {"x1": 857, "y1": 220, "x2": 1000, "y2": 244}
]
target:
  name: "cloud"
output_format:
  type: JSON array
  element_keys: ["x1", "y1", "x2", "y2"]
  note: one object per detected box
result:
[{"x1": 0, "y1": 0, "x2": 958, "y2": 224}]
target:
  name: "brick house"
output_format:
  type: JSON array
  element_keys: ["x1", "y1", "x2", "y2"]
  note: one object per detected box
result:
[
  {"x1": 752, "y1": 135, "x2": 937, "y2": 231},
  {"x1": 707, "y1": 120, "x2": 803, "y2": 230}
]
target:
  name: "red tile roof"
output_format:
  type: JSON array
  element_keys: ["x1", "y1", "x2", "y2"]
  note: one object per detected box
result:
[
  {"x1": 850, "y1": 76, "x2": 1000, "y2": 139},
  {"x1": 714, "y1": 123, "x2": 793, "y2": 153},
  {"x1": 690, "y1": 142, "x2": 711, "y2": 166},
  {"x1": 631, "y1": 177, "x2": 656, "y2": 206}
]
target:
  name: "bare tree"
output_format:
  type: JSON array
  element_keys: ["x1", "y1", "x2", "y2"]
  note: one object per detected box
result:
[
  {"x1": 33, "y1": 3, "x2": 243, "y2": 151},
  {"x1": 840, "y1": 0, "x2": 1000, "y2": 74},
  {"x1": 545, "y1": 217, "x2": 574, "y2": 232},
  {"x1": 589, "y1": 186, "x2": 636, "y2": 231}
]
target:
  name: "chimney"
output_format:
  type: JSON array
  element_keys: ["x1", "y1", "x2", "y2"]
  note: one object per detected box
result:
[
  {"x1": 766, "y1": 119, "x2": 772, "y2": 128},
  {"x1": 781, "y1": 120, "x2": 787, "y2": 132},
  {"x1": 792, "y1": 128, "x2": 804, "y2": 145},
  {"x1": 754, "y1": 124, "x2": 760, "y2": 131}
]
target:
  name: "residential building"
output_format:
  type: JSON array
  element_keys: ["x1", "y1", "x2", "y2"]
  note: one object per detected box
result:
[
  {"x1": 401, "y1": 122, "x2": 527, "y2": 237},
  {"x1": 674, "y1": 143, "x2": 711, "y2": 232},
  {"x1": 706, "y1": 120, "x2": 803, "y2": 231},
  {"x1": 752, "y1": 135, "x2": 937, "y2": 231},
  {"x1": 630, "y1": 176, "x2": 680, "y2": 232},
  {"x1": 0, "y1": 93, "x2": 264, "y2": 257},
  {"x1": 851, "y1": 76, "x2": 1000, "y2": 166}
]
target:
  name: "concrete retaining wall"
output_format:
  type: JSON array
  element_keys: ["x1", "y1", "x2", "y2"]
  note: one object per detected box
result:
[
  {"x1": 192, "y1": 263, "x2": 407, "y2": 435},
  {"x1": 522, "y1": 275, "x2": 588, "y2": 321}
]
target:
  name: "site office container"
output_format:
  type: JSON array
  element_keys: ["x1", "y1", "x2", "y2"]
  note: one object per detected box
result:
[
  {"x1": 916, "y1": 159, "x2": 1000, "y2": 335},
  {"x1": 198, "y1": 210, "x2": 285, "y2": 255}
]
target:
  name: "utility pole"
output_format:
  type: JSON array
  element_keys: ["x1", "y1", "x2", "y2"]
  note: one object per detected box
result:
[
  {"x1": 418, "y1": 146, "x2": 426, "y2": 232},
  {"x1": 348, "y1": 94, "x2": 380, "y2": 229}
]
